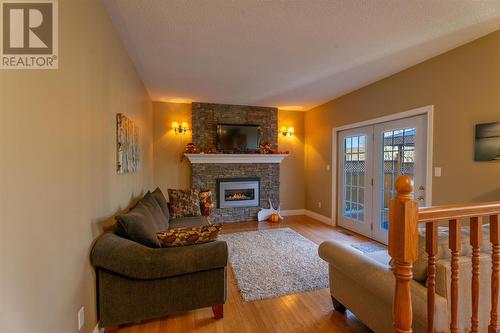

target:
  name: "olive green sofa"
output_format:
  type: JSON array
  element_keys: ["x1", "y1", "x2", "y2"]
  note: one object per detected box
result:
[{"x1": 91, "y1": 188, "x2": 228, "y2": 332}]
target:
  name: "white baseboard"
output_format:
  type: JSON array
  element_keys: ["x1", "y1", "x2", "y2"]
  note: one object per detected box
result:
[
  {"x1": 281, "y1": 209, "x2": 306, "y2": 216},
  {"x1": 304, "y1": 210, "x2": 333, "y2": 225},
  {"x1": 280, "y1": 209, "x2": 333, "y2": 225}
]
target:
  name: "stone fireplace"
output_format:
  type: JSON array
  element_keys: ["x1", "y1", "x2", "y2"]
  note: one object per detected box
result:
[
  {"x1": 189, "y1": 102, "x2": 282, "y2": 223},
  {"x1": 217, "y1": 177, "x2": 260, "y2": 209},
  {"x1": 191, "y1": 163, "x2": 279, "y2": 222}
]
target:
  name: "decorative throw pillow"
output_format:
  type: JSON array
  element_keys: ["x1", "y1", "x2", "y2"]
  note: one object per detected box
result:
[
  {"x1": 151, "y1": 187, "x2": 170, "y2": 221},
  {"x1": 115, "y1": 202, "x2": 162, "y2": 248},
  {"x1": 168, "y1": 189, "x2": 201, "y2": 219},
  {"x1": 157, "y1": 223, "x2": 223, "y2": 247},
  {"x1": 199, "y1": 189, "x2": 212, "y2": 217},
  {"x1": 142, "y1": 191, "x2": 169, "y2": 230}
]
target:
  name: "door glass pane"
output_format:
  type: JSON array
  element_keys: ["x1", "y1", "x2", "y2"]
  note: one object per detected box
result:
[
  {"x1": 380, "y1": 128, "x2": 415, "y2": 230},
  {"x1": 343, "y1": 135, "x2": 366, "y2": 221}
]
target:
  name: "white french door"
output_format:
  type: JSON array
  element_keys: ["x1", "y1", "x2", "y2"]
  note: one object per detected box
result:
[
  {"x1": 338, "y1": 114, "x2": 428, "y2": 244},
  {"x1": 337, "y1": 126, "x2": 374, "y2": 237}
]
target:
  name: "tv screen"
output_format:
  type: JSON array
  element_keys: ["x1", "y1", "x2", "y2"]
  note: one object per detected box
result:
[{"x1": 217, "y1": 124, "x2": 261, "y2": 153}]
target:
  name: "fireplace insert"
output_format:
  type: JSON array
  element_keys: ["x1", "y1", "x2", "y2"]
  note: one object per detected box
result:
[{"x1": 217, "y1": 177, "x2": 260, "y2": 208}]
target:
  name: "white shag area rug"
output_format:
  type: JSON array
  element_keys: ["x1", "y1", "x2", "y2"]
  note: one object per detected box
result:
[{"x1": 219, "y1": 228, "x2": 329, "y2": 302}]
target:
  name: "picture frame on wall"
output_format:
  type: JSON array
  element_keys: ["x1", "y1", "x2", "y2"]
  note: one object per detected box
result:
[
  {"x1": 474, "y1": 122, "x2": 500, "y2": 161},
  {"x1": 116, "y1": 113, "x2": 140, "y2": 173}
]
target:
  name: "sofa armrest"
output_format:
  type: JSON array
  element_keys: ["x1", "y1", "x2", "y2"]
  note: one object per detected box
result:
[
  {"x1": 320, "y1": 240, "x2": 400, "y2": 303},
  {"x1": 319, "y1": 240, "x2": 449, "y2": 332},
  {"x1": 91, "y1": 232, "x2": 228, "y2": 280}
]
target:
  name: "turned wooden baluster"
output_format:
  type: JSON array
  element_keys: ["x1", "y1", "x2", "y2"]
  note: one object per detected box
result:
[
  {"x1": 426, "y1": 223, "x2": 438, "y2": 333},
  {"x1": 389, "y1": 176, "x2": 419, "y2": 333},
  {"x1": 470, "y1": 216, "x2": 482, "y2": 333},
  {"x1": 449, "y1": 219, "x2": 461, "y2": 333},
  {"x1": 490, "y1": 214, "x2": 500, "y2": 333}
]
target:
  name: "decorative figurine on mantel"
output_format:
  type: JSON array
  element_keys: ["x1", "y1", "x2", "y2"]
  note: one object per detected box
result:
[
  {"x1": 258, "y1": 199, "x2": 283, "y2": 222},
  {"x1": 181, "y1": 143, "x2": 198, "y2": 162},
  {"x1": 259, "y1": 142, "x2": 289, "y2": 155},
  {"x1": 259, "y1": 142, "x2": 273, "y2": 154}
]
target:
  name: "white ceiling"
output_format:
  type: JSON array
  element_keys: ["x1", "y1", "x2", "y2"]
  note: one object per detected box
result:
[{"x1": 104, "y1": 0, "x2": 500, "y2": 110}]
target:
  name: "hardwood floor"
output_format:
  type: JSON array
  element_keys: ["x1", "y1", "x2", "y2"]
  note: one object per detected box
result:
[{"x1": 118, "y1": 215, "x2": 373, "y2": 333}]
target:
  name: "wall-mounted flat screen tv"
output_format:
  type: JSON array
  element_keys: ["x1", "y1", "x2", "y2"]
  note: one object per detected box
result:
[{"x1": 216, "y1": 124, "x2": 261, "y2": 153}]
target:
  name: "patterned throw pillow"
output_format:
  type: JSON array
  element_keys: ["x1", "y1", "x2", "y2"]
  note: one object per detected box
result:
[
  {"x1": 168, "y1": 189, "x2": 202, "y2": 219},
  {"x1": 157, "y1": 223, "x2": 223, "y2": 247},
  {"x1": 199, "y1": 189, "x2": 212, "y2": 217}
]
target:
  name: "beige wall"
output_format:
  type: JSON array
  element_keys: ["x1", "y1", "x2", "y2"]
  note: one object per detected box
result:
[
  {"x1": 305, "y1": 30, "x2": 500, "y2": 219},
  {"x1": 153, "y1": 101, "x2": 192, "y2": 193},
  {"x1": 0, "y1": 1, "x2": 153, "y2": 333},
  {"x1": 152, "y1": 102, "x2": 305, "y2": 210},
  {"x1": 278, "y1": 110, "x2": 305, "y2": 210}
]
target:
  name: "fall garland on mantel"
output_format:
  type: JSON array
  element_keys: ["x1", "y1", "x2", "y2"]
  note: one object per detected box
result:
[{"x1": 181, "y1": 142, "x2": 289, "y2": 162}]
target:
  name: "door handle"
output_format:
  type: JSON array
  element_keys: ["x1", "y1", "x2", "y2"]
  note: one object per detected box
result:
[{"x1": 417, "y1": 185, "x2": 425, "y2": 202}]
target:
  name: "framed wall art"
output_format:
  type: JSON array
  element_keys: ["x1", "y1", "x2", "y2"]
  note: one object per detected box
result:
[
  {"x1": 116, "y1": 113, "x2": 140, "y2": 173},
  {"x1": 475, "y1": 122, "x2": 500, "y2": 161}
]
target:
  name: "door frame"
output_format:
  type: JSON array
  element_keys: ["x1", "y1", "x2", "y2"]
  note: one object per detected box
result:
[{"x1": 331, "y1": 105, "x2": 434, "y2": 226}]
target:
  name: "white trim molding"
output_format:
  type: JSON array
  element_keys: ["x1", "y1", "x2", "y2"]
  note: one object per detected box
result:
[
  {"x1": 281, "y1": 209, "x2": 306, "y2": 216},
  {"x1": 280, "y1": 209, "x2": 332, "y2": 225},
  {"x1": 331, "y1": 105, "x2": 434, "y2": 228},
  {"x1": 184, "y1": 153, "x2": 288, "y2": 164},
  {"x1": 305, "y1": 210, "x2": 333, "y2": 225}
]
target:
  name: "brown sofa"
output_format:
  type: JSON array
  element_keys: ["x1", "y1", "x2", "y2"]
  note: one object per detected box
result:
[{"x1": 91, "y1": 188, "x2": 228, "y2": 332}]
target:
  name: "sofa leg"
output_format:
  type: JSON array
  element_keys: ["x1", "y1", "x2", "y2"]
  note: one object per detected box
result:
[
  {"x1": 104, "y1": 326, "x2": 119, "y2": 333},
  {"x1": 331, "y1": 296, "x2": 347, "y2": 313},
  {"x1": 212, "y1": 304, "x2": 224, "y2": 319}
]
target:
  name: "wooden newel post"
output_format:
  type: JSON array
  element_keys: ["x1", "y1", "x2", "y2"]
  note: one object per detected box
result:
[{"x1": 389, "y1": 176, "x2": 419, "y2": 333}]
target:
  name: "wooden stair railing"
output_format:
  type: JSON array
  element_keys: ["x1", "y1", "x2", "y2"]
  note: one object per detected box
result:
[{"x1": 389, "y1": 175, "x2": 500, "y2": 333}]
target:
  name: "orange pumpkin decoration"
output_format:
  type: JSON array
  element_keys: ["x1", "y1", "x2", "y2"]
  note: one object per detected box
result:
[{"x1": 268, "y1": 213, "x2": 280, "y2": 223}]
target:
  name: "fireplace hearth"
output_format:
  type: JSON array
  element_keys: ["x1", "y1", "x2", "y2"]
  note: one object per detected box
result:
[{"x1": 217, "y1": 177, "x2": 260, "y2": 209}]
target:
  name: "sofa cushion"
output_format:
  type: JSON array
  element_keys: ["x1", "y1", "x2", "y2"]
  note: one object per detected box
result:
[
  {"x1": 115, "y1": 202, "x2": 162, "y2": 248},
  {"x1": 168, "y1": 189, "x2": 202, "y2": 219},
  {"x1": 157, "y1": 223, "x2": 223, "y2": 247},
  {"x1": 142, "y1": 191, "x2": 169, "y2": 230},
  {"x1": 151, "y1": 187, "x2": 170, "y2": 221},
  {"x1": 169, "y1": 215, "x2": 210, "y2": 229}
]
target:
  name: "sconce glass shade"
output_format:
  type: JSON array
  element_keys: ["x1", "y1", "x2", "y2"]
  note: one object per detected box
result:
[
  {"x1": 172, "y1": 121, "x2": 188, "y2": 134},
  {"x1": 281, "y1": 126, "x2": 294, "y2": 137}
]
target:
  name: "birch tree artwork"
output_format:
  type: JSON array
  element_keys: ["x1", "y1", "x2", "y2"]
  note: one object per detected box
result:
[{"x1": 116, "y1": 113, "x2": 140, "y2": 173}]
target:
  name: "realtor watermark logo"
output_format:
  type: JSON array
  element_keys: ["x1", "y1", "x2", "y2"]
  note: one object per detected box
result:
[{"x1": 1, "y1": 0, "x2": 58, "y2": 69}]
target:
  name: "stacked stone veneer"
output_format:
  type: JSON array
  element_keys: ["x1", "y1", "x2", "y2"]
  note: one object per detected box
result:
[
  {"x1": 192, "y1": 163, "x2": 279, "y2": 223},
  {"x1": 191, "y1": 102, "x2": 279, "y2": 223},
  {"x1": 191, "y1": 102, "x2": 278, "y2": 149}
]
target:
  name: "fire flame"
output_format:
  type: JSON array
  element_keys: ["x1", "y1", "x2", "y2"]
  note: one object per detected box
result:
[{"x1": 227, "y1": 193, "x2": 251, "y2": 200}]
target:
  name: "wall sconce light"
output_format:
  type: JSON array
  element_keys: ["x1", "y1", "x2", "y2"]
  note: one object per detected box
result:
[
  {"x1": 281, "y1": 126, "x2": 295, "y2": 137},
  {"x1": 172, "y1": 121, "x2": 189, "y2": 134}
]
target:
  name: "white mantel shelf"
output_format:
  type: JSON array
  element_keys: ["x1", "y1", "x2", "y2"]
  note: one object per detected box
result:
[{"x1": 184, "y1": 153, "x2": 289, "y2": 164}]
